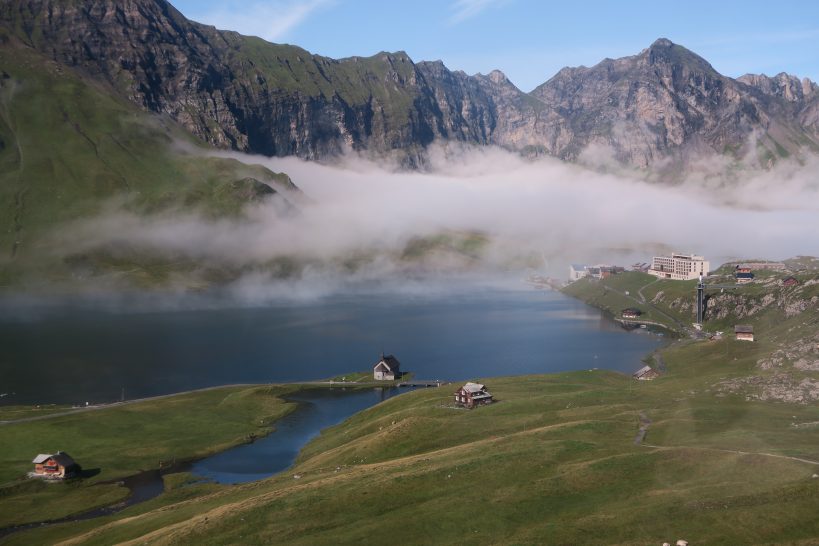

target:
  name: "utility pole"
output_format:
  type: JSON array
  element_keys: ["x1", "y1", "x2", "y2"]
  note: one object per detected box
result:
[{"x1": 696, "y1": 274, "x2": 705, "y2": 325}]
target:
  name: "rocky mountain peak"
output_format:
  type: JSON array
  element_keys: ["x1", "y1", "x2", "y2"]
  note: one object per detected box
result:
[
  {"x1": 487, "y1": 69, "x2": 510, "y2": 85},
  {"x1": 738, "y1": 72, "x2": 817, "y2": 103},
  {"x1": 640, "y1": 37, "x2": 719, "y2": 77},
  {"x1": 650, "y1": 37, "x2": 674, "y2": 48},
  {"x1": 2, "y1": 2, "x2": 818, "y2": 170}
]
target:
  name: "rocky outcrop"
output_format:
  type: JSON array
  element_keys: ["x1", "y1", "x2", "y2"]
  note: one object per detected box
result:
[
  {"x1": 737, "y1": 73, "x2": 817, "y2": 103},
  {"x1": 2, "y1": 1, "x2": 818, "y2": 168},
  {"x1": 758, "y1": 332, "x2": 819, "y2": 371},
  {"x1": 716, "y1": 374, "x2": 819, "y2": 404}
]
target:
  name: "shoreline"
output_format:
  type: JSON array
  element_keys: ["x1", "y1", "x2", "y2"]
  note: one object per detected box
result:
[
  {"x1": 0, "y1": 383, "x2": 422, "y2": 537},
  {"x1": 0, "y1": 379, "x2": 423, "y2": 426}
]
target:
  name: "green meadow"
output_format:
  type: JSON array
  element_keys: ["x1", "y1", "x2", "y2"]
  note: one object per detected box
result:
[
  {"x1": 0, "y1": 34, "x2": 295, "y2": 289},
  {"x1": 0, "y1": 386, "x2": 296, "y2": 528},
  {"x1": 4, "y1": 333, "x2": 819, "y2": 544}
]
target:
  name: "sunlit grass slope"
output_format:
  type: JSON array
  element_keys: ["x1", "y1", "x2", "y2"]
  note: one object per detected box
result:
[
  {"x1": 11, "y1": 343, "x2": 819, "y2": 545},
  {"x1": 0, "y1": 33, "x2": 294, "y2": 288}
]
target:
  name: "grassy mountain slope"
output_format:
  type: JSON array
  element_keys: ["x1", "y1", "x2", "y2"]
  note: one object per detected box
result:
[
  {"x1": 563, "y1": 265, "x2": 819, "y2": 405},
  {"x1": 0, "y1": 32, "x2": 296, "y2": 288}
]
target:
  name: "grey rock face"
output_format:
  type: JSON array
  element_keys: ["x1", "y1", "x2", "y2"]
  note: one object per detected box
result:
[{"x1": 2, "y1": 2, "x2": 818, "y2": 168}]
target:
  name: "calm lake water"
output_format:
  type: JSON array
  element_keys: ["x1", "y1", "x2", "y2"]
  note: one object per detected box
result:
[{"x1": 0, "y1": 284, "x2": 662, "y2": 405}]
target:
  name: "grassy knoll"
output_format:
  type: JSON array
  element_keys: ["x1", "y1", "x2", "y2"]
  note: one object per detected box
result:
[
  {"x1": 563, "y1": 267, "x2": 819, "y2": 337},
  {"x1": 0, "y1": 385, "x2": 297, "y2": 528},
  {"x1": 562, "y1": 272, "x2": 684, "y2": 331}
]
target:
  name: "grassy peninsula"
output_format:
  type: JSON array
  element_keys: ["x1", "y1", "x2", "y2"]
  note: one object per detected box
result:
[{"x1": 0, "y1": 385, "x2": 297, "y2": 529}]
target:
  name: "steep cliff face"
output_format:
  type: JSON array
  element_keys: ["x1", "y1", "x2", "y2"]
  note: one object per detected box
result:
[
  {"x1": 530, "y1": 38, "x2": 813, "y2": 166},
  {"x1": 0, "y1": 0, "x2": 456, "y2": 160},
  {"x1": 738, "y1": 73, "x2": 819, "y2": 137},
  {"x1": 2, "y1": 1, "x2": 818, "y2": 168},
  {"x1": 738, "y1": 73, "x2": 817, "y2": 103}
]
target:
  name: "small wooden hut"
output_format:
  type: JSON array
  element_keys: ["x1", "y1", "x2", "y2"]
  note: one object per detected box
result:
[
  {"x1": 783, "y1": 276, "x2": 800, "y2": 287},
  {"x1": 633, "y1": 365, "x2": 659, "y2": 380},
  {"x1": 31, "y1": 452, "x2": 80, "y2": 479},
  {"x1": 621, "y1": 308, "x2": 643, "y2": 319},
  {"x1": 735, "y1": 325, "x2": 754, "y2": 342},
  {"x1": 454, "y1": 382, "x2": 493, "y2": 408}
]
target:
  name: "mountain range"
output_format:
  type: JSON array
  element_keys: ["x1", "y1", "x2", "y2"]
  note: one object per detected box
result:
[
  {"x1": 2, "y1": 0, "x2": 819, "y2": 288},
  {"x1": 3, "y1": 0, "x2": 819, "y2": 171}
]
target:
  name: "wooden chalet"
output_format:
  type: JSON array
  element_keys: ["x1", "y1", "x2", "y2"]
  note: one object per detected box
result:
[
  {"x1": 735, "y1": 325, "x2": 754, "y2": 342},
  {"x1": 632, "y1": 365, "x2": 659, "y2": 380},
  {"x1": 621, "y1": 308, "x2": 643, "y2": 319},
  {"x1": 454, "y1": 382, "x2": 493, "y2": 408},
  {"x1": 373, "y1": 354, "x2": 401, "y2": 380},
  {"x1": 31, "y1": 451, "x2": 80, "y2": 479},
  {"x1": 783, "y1": 276, "x2": 800, "y2": 287}
]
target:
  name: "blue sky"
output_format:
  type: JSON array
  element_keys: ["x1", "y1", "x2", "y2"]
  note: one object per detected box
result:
[{"x1": 171, "y1": 0, "x2": 819, "y2": 92}]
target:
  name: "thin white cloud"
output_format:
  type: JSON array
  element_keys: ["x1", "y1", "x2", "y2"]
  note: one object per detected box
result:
[
  {"x1": 191, "y1": 0, "x2": 333, "y2": 42},
  {"x1": 450, "y1": 0, "x2": 509, "y2": 24}
]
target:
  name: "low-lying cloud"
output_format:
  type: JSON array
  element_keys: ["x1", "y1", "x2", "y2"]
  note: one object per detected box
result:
[{"x1": 54, "y1": 144, "x2": 819, "y2": 295}]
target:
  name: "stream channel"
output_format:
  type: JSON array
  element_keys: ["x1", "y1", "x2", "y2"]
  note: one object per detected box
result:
[{"x1": 0, "y1": 387, "x2": 406, "y2": 538}]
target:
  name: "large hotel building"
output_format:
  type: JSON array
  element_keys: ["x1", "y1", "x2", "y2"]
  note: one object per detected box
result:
[{"x1": 648, "y1": 253, "x2": 709, "y2": 280}]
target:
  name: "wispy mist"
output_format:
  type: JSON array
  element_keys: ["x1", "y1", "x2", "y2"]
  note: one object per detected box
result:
[{"x1": 51, "y1": 145, "x2": 819, "y2": 299}]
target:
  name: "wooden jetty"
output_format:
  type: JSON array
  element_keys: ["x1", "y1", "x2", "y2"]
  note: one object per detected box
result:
[{"x1": 397, "y1": 380, "x2": 447, "y2": 388}]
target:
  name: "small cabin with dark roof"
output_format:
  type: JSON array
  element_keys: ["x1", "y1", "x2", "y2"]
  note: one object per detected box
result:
[
  {"x1": 783, "y1": 276, "x2": 800, "y2": 287},
  {"x1": 373, "y1": 354, "x2": 401, "y2": 380},
  {"x1": 454, "y1": 382, "x2": 493, "y2": 408},
  {"x1": 735, "y1": 325, "x2": 754, "y2": 342},
  {"x1": 736, "y1": 271, "x2": 754, "y2": 284},
  {"x1": 31, "y1": 451, "x2": 80, "y2": 479}
]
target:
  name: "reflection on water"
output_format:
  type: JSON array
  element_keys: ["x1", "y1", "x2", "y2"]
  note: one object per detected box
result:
[
  {"x1": 0, "y1": 287, "x2": 662, "y2": 405},
  {"x1": 191, "y1": 388, "x2": 402, "y2": 484}
]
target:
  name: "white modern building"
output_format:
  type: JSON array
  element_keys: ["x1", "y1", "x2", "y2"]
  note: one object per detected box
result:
[
  {"x1": 647, "y1": 253, "x2": 709, "y2": 280},
  {"x1": 569, "y1": 264, "x2": 588, "y2": 282}
]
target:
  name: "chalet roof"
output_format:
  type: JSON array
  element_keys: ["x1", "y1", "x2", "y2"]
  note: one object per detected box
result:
[
  {"x1": 622, "y1": 307, "x2": 642, "y2": 314},
  {"x1": 570, "y1": 264, "x2": 587, "y2": 271},
  {"x1": 735, "y1": 325, "x2": 754, "y2": 333},
  {"x1": 634, "y1": 365, "x2": 653, "y2": 376},
  {"x1": 32, "y1": 451, "x2": 76, "y2": 466},
  {"x1": 373, "y1": 354, "x2": 400, "y2": 372},
  {"x1": 461, "y1": 382, "x2": 486, "y2": 393}
]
